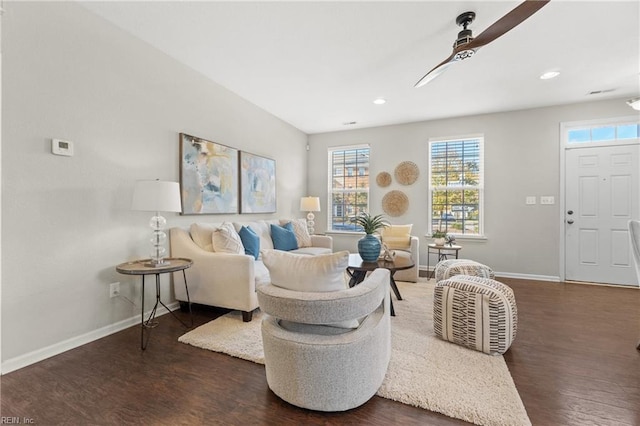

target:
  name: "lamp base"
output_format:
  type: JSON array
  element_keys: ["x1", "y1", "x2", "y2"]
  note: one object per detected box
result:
[{"x1": 306, "y1": 212, "x2": 315, "y2": 235}]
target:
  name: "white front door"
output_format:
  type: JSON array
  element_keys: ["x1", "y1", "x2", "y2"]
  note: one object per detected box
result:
[{"x1": 565, "y1": 144, "x2": 640, "y2": 286}]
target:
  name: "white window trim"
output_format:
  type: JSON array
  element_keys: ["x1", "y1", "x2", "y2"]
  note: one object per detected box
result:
[
  {"x1": 327, "y1": 144, "x2": 370, "y2": 233},
  {"x1": 428, "y1": 135, "x2": 485, "y2": 238}
]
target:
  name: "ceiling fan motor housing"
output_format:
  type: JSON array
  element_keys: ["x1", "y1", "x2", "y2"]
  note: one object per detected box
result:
[{"x1": 453, "y1": 11, "x2": 476, "y2": 49}]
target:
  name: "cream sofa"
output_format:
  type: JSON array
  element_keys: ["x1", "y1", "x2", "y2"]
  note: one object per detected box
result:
[{"x1": 170, "y1": 219, "x2": 333, "y2": 321}]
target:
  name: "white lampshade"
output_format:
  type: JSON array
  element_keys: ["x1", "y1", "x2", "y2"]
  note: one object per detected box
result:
[
  {"x1": 132, "y1": 180, "x2": 182, "y2": 213},
  {"x1": 300, "y1": 196, "x2": 320, "y2": 212}
]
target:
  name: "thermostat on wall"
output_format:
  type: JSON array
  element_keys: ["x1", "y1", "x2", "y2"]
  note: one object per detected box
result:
[{"x1": 52, "y1": 139, "x2": 74, "y2": 157}]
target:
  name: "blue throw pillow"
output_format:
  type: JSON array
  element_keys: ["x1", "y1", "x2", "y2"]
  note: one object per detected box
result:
[
  {"x1": 270, "y1": 223, "x2": 299, "y2": 251},
  {"x1": 238, "y1": 226, "x2": 260, "y2": 260}
]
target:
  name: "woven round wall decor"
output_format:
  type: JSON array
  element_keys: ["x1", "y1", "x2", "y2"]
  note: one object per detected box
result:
[
  {"x1": 376, "y1": 171, "x2": 392, "y2": 187},
  {"x1": 382, "y1": 190, "x2": 409, "y2": 217},
  {"x1": 394, "y1": 161, "x2": 419, "y2": 185}
]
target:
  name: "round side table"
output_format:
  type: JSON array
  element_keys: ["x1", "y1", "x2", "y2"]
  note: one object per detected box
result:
[
  {"x1": 426, "y1": 244, "x2": 462, "y2": 279},
  {"x1": 116, "y1": 257, "x2": 193, "y2": 350}
]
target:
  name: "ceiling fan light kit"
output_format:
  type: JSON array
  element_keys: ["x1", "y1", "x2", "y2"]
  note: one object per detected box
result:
[
  {"x1": 627, "y1": 97, "x2": 640, "y2": 111},
  {"x1": 415, "y1": 0, "x2": 550, "y2": 88}
]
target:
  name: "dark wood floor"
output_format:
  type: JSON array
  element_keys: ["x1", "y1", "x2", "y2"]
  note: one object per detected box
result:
[{"x1": 1, "y1": 277, "x2": 638, "y2": 425}]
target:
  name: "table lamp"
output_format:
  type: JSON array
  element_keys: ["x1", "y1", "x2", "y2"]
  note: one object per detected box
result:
[
  {"x1": 132, "y1": 179, "x2": 182, "y2": 267},
  {"x1": 300, "y1": 196, "x2": 320, "y2": 234}
]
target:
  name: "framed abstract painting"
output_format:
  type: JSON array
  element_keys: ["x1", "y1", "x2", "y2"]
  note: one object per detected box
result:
[
  {"x1": 239, "y1": 151, "x2": 276, "y2": 213},
  {"x1": 179, "y1": 133, "x2": 239, "y2": 214}
]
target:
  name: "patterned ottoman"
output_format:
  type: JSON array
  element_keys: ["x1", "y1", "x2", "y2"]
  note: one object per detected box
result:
[
  {"x1": 434, "y1": 259, "x2": 495, "y2": 282},
  {"x1": 433, "y1": 276, "x2": 517, "y2": 355}
]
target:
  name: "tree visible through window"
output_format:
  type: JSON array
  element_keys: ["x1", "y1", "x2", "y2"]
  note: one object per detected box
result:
[
  {"x1": 328, "y1": 146, "x2": 370, "y2": 231},
  {"x1": 429, "y1": 137, "x2": 483, "y2": 236}
]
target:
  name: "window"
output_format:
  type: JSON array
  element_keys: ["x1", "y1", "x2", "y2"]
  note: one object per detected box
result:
[
  {"x1": 567, "y1": 123, "x2": 639, "y2": 144},
  {"x1": 429, "y1": 136, "x2": 484, "y2": 237},
  {"x1": 328, "y1": 145, "x2": 370, "y2": 232}
]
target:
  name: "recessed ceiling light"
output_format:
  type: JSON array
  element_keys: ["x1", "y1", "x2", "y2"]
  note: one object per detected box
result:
[
  {"x1": 539, "y1": 71, "x2": 560, "y2": 80},
  {"x1": 373, "y1": 98, "x2": 386, "y2": 105}
]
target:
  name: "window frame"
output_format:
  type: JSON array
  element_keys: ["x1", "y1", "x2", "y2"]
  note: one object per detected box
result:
[
  {"x1": 327, "y1": 144, "x2": 370, "y2": 233},
  {"x1": 428, "y1": 135, "x2": 485, "y2": 239}
]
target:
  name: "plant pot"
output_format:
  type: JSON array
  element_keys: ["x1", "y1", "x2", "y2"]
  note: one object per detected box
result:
[
  {"x1": 358, "y1": 234, "x2": 381, "y2": 262},
  {"x1": 434, "y1": 238, "x2": 446, "y2": 246}
]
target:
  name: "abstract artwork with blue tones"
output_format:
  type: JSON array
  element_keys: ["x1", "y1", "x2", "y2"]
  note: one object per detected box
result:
[
  {"x1": 240, "y1": 151, "x2": 276, "y2": 213},
  {"x1": 180, "y1": 133, "x2": 238, "y2": 214}
]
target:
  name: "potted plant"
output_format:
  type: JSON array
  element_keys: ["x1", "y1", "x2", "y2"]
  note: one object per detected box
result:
[
  {"x1": 352, "y1": 212, "x2": 389, "y2": 261},
  {"x1": 432, "y1": 230, "x2": 447, "y2": 246}
]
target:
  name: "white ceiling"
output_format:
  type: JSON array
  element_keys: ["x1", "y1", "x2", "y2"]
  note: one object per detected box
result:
[{"x1": 80, "y1": 1, "x2": 640, "y2": 134}]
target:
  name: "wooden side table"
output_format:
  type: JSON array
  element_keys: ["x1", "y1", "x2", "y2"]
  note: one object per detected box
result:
[
  {"x1": 116, "y1": 257, "x2": 193, "y2": 350},
  {"x1": 426, "y1": 244, "x2": 462, "y2": 279}
]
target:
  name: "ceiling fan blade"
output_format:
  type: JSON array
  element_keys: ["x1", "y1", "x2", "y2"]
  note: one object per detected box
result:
[
  {"x1": 414, "y1": 53, "x2": 456, "y2": 88},
  {"x1": 466, "y1": 0, "x2": 550, "y2": 50}
]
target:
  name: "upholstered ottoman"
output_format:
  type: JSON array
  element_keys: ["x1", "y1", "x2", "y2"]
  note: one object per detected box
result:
[
  {"x1": 433, "y1": 276, "x2": 517, "y2": 355},
  {"x1": 434, "y1": 259, "x2": 495, "y2": 282}
]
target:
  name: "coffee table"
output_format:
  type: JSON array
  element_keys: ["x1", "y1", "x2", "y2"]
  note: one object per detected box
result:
[{"x1": 346, "y1": 253, "x2": 415, "y2": 316}]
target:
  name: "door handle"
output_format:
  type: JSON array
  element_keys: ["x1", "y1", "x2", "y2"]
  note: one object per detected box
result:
[{"x1": 567, "y1": 219, "x2": 574, "y2": 224}]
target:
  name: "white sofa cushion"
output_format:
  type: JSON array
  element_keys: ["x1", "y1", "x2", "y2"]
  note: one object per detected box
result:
[
  {"x1": 262, "y1": 250, "x2": 349, "y2": 292},
  {"x1": 211, "y1": 222, "x2": 244, "y2": 254},
  {"x1": 291, "y1": 247, "x2": 332, "y2": 256},
  {"x1": 254, "y1": 260, "x2": 271, "y2": 289}
]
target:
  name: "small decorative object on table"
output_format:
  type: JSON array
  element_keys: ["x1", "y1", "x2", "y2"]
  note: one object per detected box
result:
[
  {"x1": 379, "y1": 242, "x2": 396, "y2": 261},
  {"x1": 445, "y1": 234, "x2": 456, "y2": 246},
  {"x1": 432, "y1": 230, "x2": 447, "y2": 246},
  {"x1": 352, "y1": 212, "x2": 389, "y2": 261}
]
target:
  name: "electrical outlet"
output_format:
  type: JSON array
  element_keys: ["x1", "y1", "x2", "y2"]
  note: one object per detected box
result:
[
  {"x1": 110, "y1": 282, "x2": 120, "y2": 298},
  {"x1": 525, "y1": 196, "x2": 536, "y2": 205}
]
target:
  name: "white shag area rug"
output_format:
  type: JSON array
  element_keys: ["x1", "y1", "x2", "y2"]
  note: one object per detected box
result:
[{"x1": 179, "y1": 279, "x2": 530, "y2": 426}]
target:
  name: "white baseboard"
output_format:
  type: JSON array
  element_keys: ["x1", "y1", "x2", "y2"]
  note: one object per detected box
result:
[
  {"x1": 494, "y1": 271, "x2": 561, "y2": 282},
  {"x1": 1, "y1": 302, "x2": 180, "y2": 375},
  {"x1": 419, "y1": 265, "x2": 561, "y2": 282}
]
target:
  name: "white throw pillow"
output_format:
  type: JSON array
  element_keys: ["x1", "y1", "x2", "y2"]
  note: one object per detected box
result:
[
  {"x1": 262, "y1": 250, "x2": 349, "y2": 292},
  {"x1": 190, "y1": 223, "x2": 218, "y2": 252},
  {"x1": 280, "y1": 218, "x2": 312, "y2": 248},
  {"x1": 211, "y1": 222, "x2": 244, "y2": 255}
]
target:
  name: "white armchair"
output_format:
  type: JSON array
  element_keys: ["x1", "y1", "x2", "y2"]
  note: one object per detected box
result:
[
  {"x1": 257, "y1": 268, "x2": 391, "y2": 411},
  {"x1": 380, "y1": 225, "x2": 420, "y2": 282}
]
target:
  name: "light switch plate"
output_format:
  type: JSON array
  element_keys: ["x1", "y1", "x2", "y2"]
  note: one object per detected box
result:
[
  {"x1": 52, "y1": 139, "x2": 74, "y2": 157},
  {"x1": 540, "y1": 196, "x2": 555, "y2": 205},
  {"x1": 526, "y1": 196, "x2": 536, "y2": 205}
]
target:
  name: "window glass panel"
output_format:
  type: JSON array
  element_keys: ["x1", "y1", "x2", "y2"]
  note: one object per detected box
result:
[
  {"x1": 567, "y1": 122, "x2": 639, "y2": 144},
  {"x1": 329, "y1": 146, "x2": 369, "y2": 232},
  {"x1": 617, "y1": 124, "x2": 639, "y2": 139},
  {"x1": 591, "y1": 126, "x2": 615, "y2": 141},
  {"x1": 429, "y1": 138, "x2": 483, "y2": 236},
  {"x1": 568, "y1": 129, "x2": 590, "y2": 143}
]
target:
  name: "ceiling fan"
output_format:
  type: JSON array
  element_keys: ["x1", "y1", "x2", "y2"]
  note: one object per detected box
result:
[{"x1": 414, "y1": 0, "x2": 550, "y2": 88}]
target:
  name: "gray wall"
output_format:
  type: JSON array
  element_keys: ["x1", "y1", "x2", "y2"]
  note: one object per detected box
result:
[
  {"x1": 1, "y1": 3, "x2": 307, "y2": 369},
  {"x1": 307, "y1": 99, "x2": 634, "y2": 278}
]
